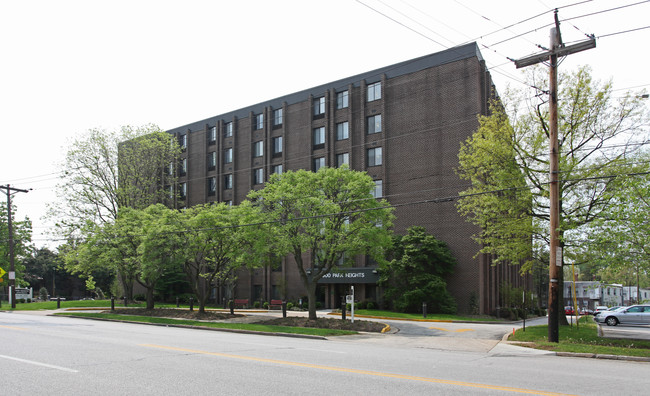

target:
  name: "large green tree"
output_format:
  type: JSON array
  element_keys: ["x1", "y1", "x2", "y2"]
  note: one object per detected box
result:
[
  {"x1": 152, "y1": 202, "x2": 263, "y2": 313},
  {"x1": 457, "y1": 66, "x2": 649, "y2": 288},
  {"x1": 380, "y1": 226, "x2": 457, "y2": 314},
  {"x1": 249, "y1": 167, "x2": 394, "y2": 320},
  {"x1": 48, "y1": 124, "x2": 181, "y2": 237}
]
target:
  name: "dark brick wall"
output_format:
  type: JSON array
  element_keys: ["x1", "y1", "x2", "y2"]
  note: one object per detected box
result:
[{"x1": 168, "y1": 45, "x2": 527, "y2": 314}]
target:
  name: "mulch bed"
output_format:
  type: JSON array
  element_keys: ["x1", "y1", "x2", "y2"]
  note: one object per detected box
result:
[{"x1": 104, "y1": 308, "x2": 386, "y2": 332}]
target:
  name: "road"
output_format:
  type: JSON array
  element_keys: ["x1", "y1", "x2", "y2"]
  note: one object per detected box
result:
[{"x1": 0, "y1": 311, "x2": 648, "y2": 395}]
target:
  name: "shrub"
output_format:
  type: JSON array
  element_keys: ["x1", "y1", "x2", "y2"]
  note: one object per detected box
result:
[
  {"x1": 367, "y1": 301, "x2": 376, "y2": 310},
  {"x1": 263, "y1": 302, "x2": 269, "y2": 309},
  {"x1": 39, "y1": 287, "x2": 49, "y2": 301},
  {"x1": 287, "y1": 302, "x2": 294, "y2": 310},
  {"x1": 253, "y1": 301, "x2": 261, "y2": 308}
]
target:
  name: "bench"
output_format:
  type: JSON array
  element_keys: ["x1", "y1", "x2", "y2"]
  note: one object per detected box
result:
[
  {"x1": 233, "y1": 299, "x2": 249, "y2": 309},
  {"x1": 269, "y1": 299, "x2": 283, "y2": 310}
]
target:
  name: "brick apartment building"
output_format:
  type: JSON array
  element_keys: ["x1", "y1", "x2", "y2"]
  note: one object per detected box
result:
[{"x1": 166, "y1": 43, "x2": 529, "y2": 315}]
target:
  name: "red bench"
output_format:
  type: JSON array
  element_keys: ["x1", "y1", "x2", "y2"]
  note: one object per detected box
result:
[
  {"x1": 269, "y1": 299, "x2": 283, "y2": 310},
  {"x1": 233, "y1": 299, "x2": 249, "y2": 308}
]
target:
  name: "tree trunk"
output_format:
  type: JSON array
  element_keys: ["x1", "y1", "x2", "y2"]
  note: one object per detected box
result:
[
  {"x1": 307, "y1": 282, "x2": 317, "y2": 320},
  {"x1": 145, "y1": 286, "x2": 155, "y2": 310}
]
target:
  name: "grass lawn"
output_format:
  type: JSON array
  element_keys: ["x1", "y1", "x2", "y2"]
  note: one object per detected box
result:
[
  {"x1": 1, "y1": 300, "x2": 188, "y2": 310},
  {"x1": 54, "y1": 312, "x2": 357, "y2": 337},
  {"x1": 509, "y1": 316, "x2": 650, "y2": 357}
]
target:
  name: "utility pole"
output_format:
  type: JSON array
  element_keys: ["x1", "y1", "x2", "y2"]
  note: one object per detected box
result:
[
  {"x1": 514, "y1": 10, "x2": 595, "y2": 343},
  {"x1": 1, "y1": 184, "x2": 31, "y2": 308}
]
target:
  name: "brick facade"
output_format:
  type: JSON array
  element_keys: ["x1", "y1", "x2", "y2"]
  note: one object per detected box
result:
[{"x1": 167, "y1": 43, "x2": 529, "y2": 314}]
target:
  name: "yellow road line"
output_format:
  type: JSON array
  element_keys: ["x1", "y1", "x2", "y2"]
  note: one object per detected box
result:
[
  {"x1": 428, "y1": 326, "x2": 475, "y2": 333},
  {"x1": 0, "y1": 324, "x2": 27, "y2": 330},
  {"x1": 140, "y1": 344, "x2": 573, "y2": 396}
]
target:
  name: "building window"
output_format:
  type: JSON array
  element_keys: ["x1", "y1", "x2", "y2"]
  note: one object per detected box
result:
[
  {"x1": 367, "y1": 114, "x2": 382, "y2": 134},
  {"x1": 313, "y1": 96, "x2": 325, "y2": 117},
  {"x1": 367, "y1": 147, "x2": 382, "y2": 167},
  {"x1": 313, "y1": 127, "x2": 325, "y2": 148},
  {"x1": 209, "y1": 127, "x2": 217, "y2": 144},
  {"x1": 254, "y1": 168, "x2": 264, "y2": 184},
  {"x1": 273, "y1": 136, "x2": 283, "y2": 156},
  {"x1": 224, "y1": 122, "x2": 233, "y2": 137},
  {"x1": 367, "y1": 82, "x2": 381, "y2": 102},
  {"x1": 180, "y1": 182, "x2": 187, "y2": 198},
  {"x1": 272, "y1": 164, "x2": 283, "y2": 175},
  {"x1": 224, "y1": 148, "x2": 233, "y2": 164},
  {"x1": 372, "y1": 179, "x2": 383, "y2": 198},
  {"x1": 253, "y1": 141, "x2": 264, "y2": 157},
  {"x1": 255, "y1": 113, "x2": 264, "y2": 130},
  {"x1": 337, "y1": 152, "x2": 349, "y2": 167},
  {"x1": 336, "y1": 121, "x2": 349, "y2": 140},
  {"x1": 313, "y1": 157, "x2": 325, "y2": 172},
  {"x1": 224, "y1": 174, "x2": 233, "y2": 190},
  {"x1": 336, "y1": 90, "x2": 349, "y2": 109},
  {"x1": 180, "y1": 158, "x2": 187, "y2": 175},
  {"x1": 207, "y1": 177, "x2": 216, "y2": 196},
  {"x1": 207, "y1": 152, "x2": 216, "y2": 170},
  {"x1": 179, "y1": 134, "x2": 187, "y2": 149},
  {"x1": 273, "y1": 108, "x2": 283, "y2": 127}
]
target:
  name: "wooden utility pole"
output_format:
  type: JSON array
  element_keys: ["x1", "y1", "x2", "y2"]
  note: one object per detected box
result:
[
  {"x1": 514, "y1": 10, "x2": 595, "y2": 343},
  {"x1": 1, "y1": 184, "x2": 30, "y2": 308}
]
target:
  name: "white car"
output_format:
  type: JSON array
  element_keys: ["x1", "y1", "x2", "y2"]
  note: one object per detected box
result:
[{"x1": 594, "y1": 305, "x2": 650, "y2": 326}]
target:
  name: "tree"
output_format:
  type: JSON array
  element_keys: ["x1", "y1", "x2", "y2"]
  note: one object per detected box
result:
[
  {"x1": 23, "y1": 247, "x2": 60, "y2": 294},
  {"x1": 48, "y1": 125, "x2": 181, "y2": 237},
  {"x1": 380, "y1": 226, "x2": 457, "y2": 314},
  {"x1": 457, "y1": 66, "x2": 649, "y2": 316},
  {"x1": 0, "y1": 202, "x2": 32, "y2": 288},
  {"x1": 584, "y1": 159, "x2": 650, "y2": 301},
  {"x1": 167, "y1": 202, "x2": 264, "y2": 313},
  {"x1": 249, "y1": 167, "x2": 394, "y2": 320}
]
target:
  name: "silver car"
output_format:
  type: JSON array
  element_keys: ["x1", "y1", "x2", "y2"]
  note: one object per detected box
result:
[{"x1": 594, "y1": 305, "x2": 650, "y2": 326}]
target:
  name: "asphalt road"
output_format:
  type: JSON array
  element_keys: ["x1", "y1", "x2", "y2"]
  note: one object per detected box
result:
[{"x1": 1, "y1": 311, "x2": 649, "y2": 395}]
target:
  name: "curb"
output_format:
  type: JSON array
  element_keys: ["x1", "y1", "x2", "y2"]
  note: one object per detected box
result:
[{"x1": 56, "y1": 314, "x2": 328, "y2": 340}]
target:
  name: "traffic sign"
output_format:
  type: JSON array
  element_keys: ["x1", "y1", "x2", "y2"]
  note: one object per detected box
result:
[{"x1": 0, "y1": 267, "x2": 6, "y2": 278}]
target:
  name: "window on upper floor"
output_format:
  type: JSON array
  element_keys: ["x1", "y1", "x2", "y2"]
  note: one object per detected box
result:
[
  {"x1": 313, "y1": 96, "x2": 325, "y2": 117},
  {"x1": 224, "y1": 174, "x2": 233, "y2": 190},
  {"x1": 254, "y1": 168, "x2": 264, "y2": 185},
  {"x1": 367, "y1": 82, "x2": 381, "y2": 102},
  {"x1": 179, "y1": 134, "x2": 187, "y2": 149},
  {"x1": 273, "y1": 136, "x2": 283, "y2": 155},
  {"x1": 224, "y1": 122, "x2": 233, "y2": 137},
  {"x1": 337, "y1": 152, "x2": 349, "y2": 167},
  {"x1": 367, "y1": 147, "x2": 382, "y2": 167},
  {"x1": 313, "y1": 127, "x2": 325, "y2": 148},
  {"x1": 273, "y1": 108, "x2": 283, "y2": 127},
  {"x1": 207, "y1": 152, "x2": 216, "y2": 170},
  {"x1": 180, "y1": 158, "x2": 187, "y2": 175},
  {"x1": 367, "y1": 114, "x2": 382, "y2": 134},
  {"x1": 272, "y1": 164, "x2": 283, "y2": 175},
  {"x1": 313, "y1": 157, "x2": 325, "y2": 172},
  {"x1": 209, "y1": 127, "x2": 217, "y2": 144},
  {"x1": 336, "y1": 90, "x2": 349, "y2": 109},
  {"x1": 207, "y1": 177, "x2": 216, "y2": 196},
  {"x1": 255, "y1": 113, "x2": 264, "y2": 130},
  {"x1": 179, "y1": 182, "x2": 187, "y2": 198},
  {"x1": 253, "y1": 141, "x2": 264, "y2": 157},
  {"x1": 224, "y1": 147, "x2": 233, "y2": 164},
  {"x1": 336, "y1": 121, "x2": 349, "y2": 140},
  {"x1": 372, "y1": 179, "x2": 383, "y2": 198}
]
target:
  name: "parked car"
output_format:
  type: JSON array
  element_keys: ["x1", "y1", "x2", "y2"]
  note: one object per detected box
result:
[
  {"x1": 564, "y1": 306, "x2": 575, "y2": 315},
  {"x1": 593, "y1": 306, "x2": 609, "y2": 316},
  {"x1": 581, "y1": 308, "x2": 594, "y2": 315},
  {"x1": 593, "y1": 305, "x2": 650, "y2": 326}
]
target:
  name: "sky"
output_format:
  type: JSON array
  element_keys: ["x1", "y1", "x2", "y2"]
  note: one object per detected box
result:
[{"x1": 1, "y1": 0, "x2": 649, "y2": 249}]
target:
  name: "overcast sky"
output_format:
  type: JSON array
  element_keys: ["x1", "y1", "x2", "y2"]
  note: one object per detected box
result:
[{"x1": 1, "y1": 0, "x2": 649, "y2": 249}]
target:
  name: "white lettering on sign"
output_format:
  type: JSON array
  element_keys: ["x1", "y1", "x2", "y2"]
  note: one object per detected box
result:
[{"x1": 322, "y1": 272, "x2": 366, "y2": 279}]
